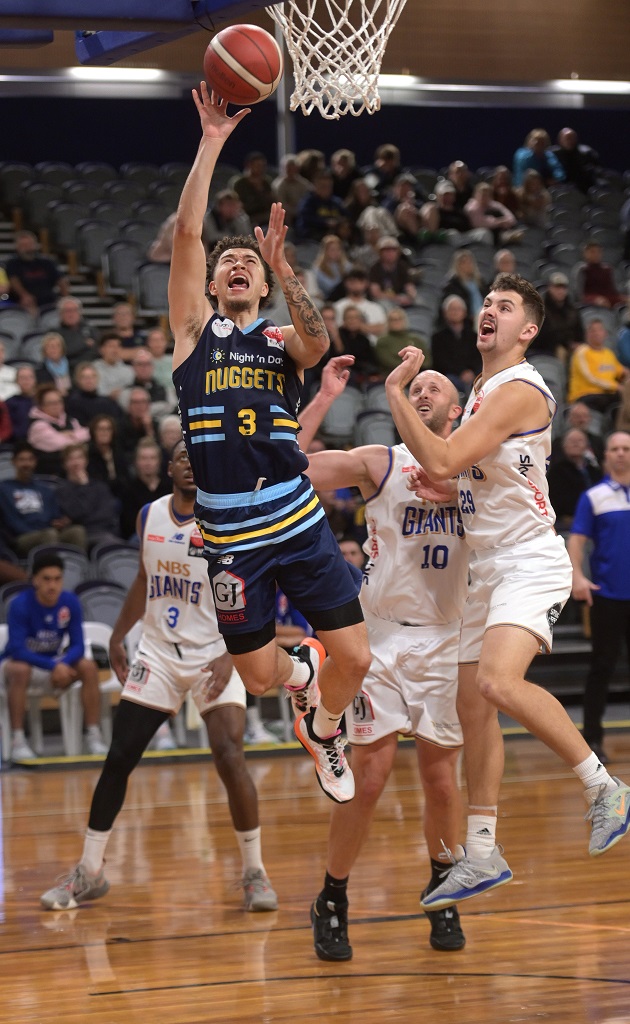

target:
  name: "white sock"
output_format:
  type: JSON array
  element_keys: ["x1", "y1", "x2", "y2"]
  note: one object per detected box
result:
[
  {"x1": 465, "y1": 814, "x2": 497, "y2": 859},
  {"x1": 573, "y1": 752, "x2": 617, "y2": 800},
  {"x1": 312, "y1": 703, "x2": 342, "y2": 740},
  {"x1": 236, "y1": 827, "x2": 264, "y2": 874},
  {"x1": 12, "y1": 729, "x2": 26, "y2": 744},
  {"x1": 86, "y1": 724, "x2": 103, "y2": 739},
  {"x1": 80, "y1": 827, "x2": 112, "y2": 876},
  {"x1": 285, "y1": 656, "x2": 310, "y2": 689}
]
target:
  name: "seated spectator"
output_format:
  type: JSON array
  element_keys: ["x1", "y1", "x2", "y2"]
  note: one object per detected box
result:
[
  {"x1": 515, "y1": 169, "x2": 551, "y2": 229},
  {"x1": 338, "y1": 306, "x2": 383, "y2": 387},
  {"x1": 295, "y1": 170, "x2": 349, "y2": 242},
  {"x1": 313, "y1": 235, "x2": 352, "y2": 301},
  {"x1": 87, "y1": 413, "x2": 129, "y2": 492},
  {"x1": 375, "y1": 308, "x2": 430, "y2": 373},
  {"x1": 446, "y1": 160, "x2": 474, "y2": 210},
  {"x1": 5, "y1": 364, "x2": 37, "y2": 441},
  {"x1": 271, "y1": 155, "x2": 312, "y2": 226},
  {"x1": 338, "y1": 535, "x2": 366, "y2": 570},
  {"x1": 158, "y1": 414, "x2": 183, "y2": 476},
  {"x1": 27, "y1": 383, "x2": 90, "y2": 476},
  {"x1": 147, "y1": 212, "x2": 176, "y2": 263},
  {"x1": 65, "y1": 361, "x2": 122, "y2": 427},
  {"x1": 547, "y1": 427, "x2": 601, "y2": 530},
  {"x1": 295, "y1": 148, "x2": 326, "y2": 183},
  {"x1": 0, "y1": 396, "x2": 12, "y2": 444},
  {"x1": 0, "y1": 441, "x2": 87, "y2": 555},
  {"x1": 347, "y1": 222, "x2": 384, "y2": 273},
  {"x1": 355, "y1": 202, "x2": 398, "y2": 246},
  {"x1": 54, "y1": 296, "x2": 97, "y2": 367},
  {"x1": 551, "y1": 128, "x2": 601, "y2": 194},
  {"x1": 56, "y1": 443, "x2": 121, "y2": 550},
  {"x1": 430, "y1": 181, "x2": 491, "y2": 246},
  {"x1": 493, "y1": 248, "x2": 517, "y2": 274},
  {"x1": 120, "y1": 347, "x2": 171, "y2": 421},
  {"x1": 118, "y1": 437, "x2": 170, "y2": 541},
  {"x1": 551, "y1": 400, "x2": 604, "y2": 467},
  {"x1": 431, "y1": 294, "x2": 481, "y2": 395},
  {"x1": 385, "y1": 172, "x2": 423, "y2": 217},
  {"x1": 573, "y1": 241, "x2": 626, "y2": 309},
  {"x1": 464, "y1": 181, "x2": 519, "y2": 243},
  {"x1": 108, "y1": 302, "x2": 144, "y2": 361},
  {"x1": 144, "y1": 326, "x2": 176, "y2": 404},
  {"x1": 333, "y1": 269, "x2": 387, "y2": 339},
  {"x1": 567, "y1": 318, "x2": 629, "y2": 412},
  {"x1": 439, "y1": 249, "x2": 487, "y2": 323},
  {"x1": 93, "y1": 331, "x2": 135, "y2": 401},
  {"x1": 330, "y1": 148, "x2": 362, "y2": 201},
  {"x1": 230, "y1": 151, "x2": 274, "y2": 227},
  {"x1": 532, "y1": 272, "x2": 584, "y2": 359},
  {"x1": 363, "y1": 143, "x2": 402, "y2": 201},
  {"x1": 204, "y1": 189, "x2": 252, "y2": 247},
  {"x1": 6, "y1": 230, "x2": 69, "y2": 314},
  {"x1": 3, "y1": 551, "x2": 106, "y2": 761},
  {"x1": 344, "y1": 178, "x2": 379, "y2": 242},
  {"x1": 491, "y1": 165, "x2": 520, "y2": 216},
  {"x1": 118, "y1": 386, "x2": 158, "y2": 458},
  {"x1": 368, "y1": 237, "x2": 417, "y2": 308},
  {"x1": 512, "y1": 128, "x2": 565, "y2": 186},
  {"x1": 36, "y1": 332, "x2": 72, "y2": 396},
  {"x1": 0, "y1": 339, "x2": 18, "y2": 401}
]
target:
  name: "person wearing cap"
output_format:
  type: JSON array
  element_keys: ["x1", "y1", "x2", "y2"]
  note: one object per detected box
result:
[
  {"x1": 430, "y1": 181, "x2": 493, "y2": 247},
  {"x1": 531, "y1": 273, "x2": 584, "y2": 360},
  {"x1": 368, "y1": 236, "x2": 417, "y2": 308}
]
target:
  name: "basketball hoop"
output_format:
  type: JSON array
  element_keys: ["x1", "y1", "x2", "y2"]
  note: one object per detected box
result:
[{"x1": 268, "y1": 0, "x2": 408, "y2": 120}]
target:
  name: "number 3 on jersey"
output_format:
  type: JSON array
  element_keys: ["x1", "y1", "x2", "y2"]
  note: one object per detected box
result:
[
  {"x1": 459, "y1": 488, "x2": 476, "y2": 515},
  {"x1": 166, "y1": 606, "x2": 179, "y2": 628},
  {"x1": 238, "y1": 408, "x2": 256, "y2": 435}
]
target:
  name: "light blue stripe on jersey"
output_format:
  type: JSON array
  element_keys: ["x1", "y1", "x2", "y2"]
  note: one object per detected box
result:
[
  {"x1": 271, "y1": 432, "x2": 298, "y2": 440},
  {"x1": 242, "y1": 318, "x2": 265, "y2": 333},
  {"x1": 190, "y1": 434, "x2": 226, "y2": 443},
  {"x1": 270, "y1": 404, "x2": 287, "y2": 413},
  {"x1": 188, "y1": 406, "x2": 224, "y2": 414},
  {"x1": 200, "y1": 504, "x2": 326, "y2": 554},
  {"x1": 197, "y1": 475, "x2": 302, "y2": 509},
  {"x1": 197, "y1": 484, "x2": 313, "y2": 530}
]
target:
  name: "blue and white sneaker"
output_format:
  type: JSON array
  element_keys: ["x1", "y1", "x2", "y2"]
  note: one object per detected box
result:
[
  {"x1": 420, "y1": 845, "x2": 513, "y2": 910},
  {"x1": 586, "y1": 778, "x2": 630, "y2": 856}
]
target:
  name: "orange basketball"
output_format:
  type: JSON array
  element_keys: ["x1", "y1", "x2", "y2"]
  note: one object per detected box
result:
[{"x1": 203, "y1": 24, "x2": 283, "y2": 105}]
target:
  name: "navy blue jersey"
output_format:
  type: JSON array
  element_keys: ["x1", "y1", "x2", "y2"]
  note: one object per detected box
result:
[{"x1": 172, "y1": 313, "x2": 308, "y2": 496}]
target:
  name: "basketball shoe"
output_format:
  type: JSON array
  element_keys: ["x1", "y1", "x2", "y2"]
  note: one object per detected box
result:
[
  {"x1": 285, "y1": 638, "x2": 325, "y2": 718},
  {"x1": 420, "y1": 886, "x2": 466, "y2": 951},
  {"x1": 420, "y1": 844, "x2": 513, "y2": 910},
  {"x1": 311, "y1": 896, "x2": 352, "y2": 961},
  {"x1": 295, "y1": 708, "x2": 354, "y2": 803},
  {"x1": 241, "y1": 869, "x2": 278, "y2": 912},
  {"x1": 40, "y1": 864, "x2": 110, "y2": 910},
  {"x1": 586, "y1": 778, "x2": 630, "y2": 856}
]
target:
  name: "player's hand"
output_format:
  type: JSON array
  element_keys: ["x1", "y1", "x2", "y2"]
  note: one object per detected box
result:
[
  {"x1": 320, "y1": 355, "x2": 355, "y2": 401},
  {"x1": 571, "y1": 575, "x2": 600, "y2": 606},
  {"x1": 385, "y1": 345, "x2": 425, "y2": 393},
  {"x1": 192, "y1": 81, "x2": 250, "y2": 141},
  {"x1": 109, "y1": 639, "x2": 129, "y2": 685},
  {"x1": 201, "y1": 651, "x2": 233, "y2": 703},
  {"x1": 255, "y1": 202, "x2": 289, "y2": 270},
  {"x1": 407, "y1": 466, "x2": 457, "y2": 503}
]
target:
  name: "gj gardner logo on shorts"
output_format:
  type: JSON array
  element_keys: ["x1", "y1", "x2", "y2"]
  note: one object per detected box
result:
[{"x1": 547, "y1": 603, "x2": 562, "y2": 632}]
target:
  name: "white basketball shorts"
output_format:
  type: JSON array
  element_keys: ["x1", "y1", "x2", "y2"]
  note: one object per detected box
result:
[
  {"x1": 122, "y1": 633, "x2": 246, "y2": 715},
  {"x1": 459, "y1": 531, "x2": 572, "y2": 664},
  {"x1": 345, "y1": 611, "x2": 463, "y2": 748}
]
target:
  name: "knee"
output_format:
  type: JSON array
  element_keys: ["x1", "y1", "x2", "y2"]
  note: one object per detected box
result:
[
  {"x1": 5, "y1": 662, "x2": 31, "y2": 689},
  {"x1": 242, "y1": 675, "x2": 268, "y2": 697},
  {"x1": 212, "y1": 739, "x2": 246, "y2": 777},
  {"x1": 476, "y1": 668, "x2": 505, "y2": 707},
  {"x1": 355, "y1": 769, "x2": 387, "y2": 808},
  {"x1": 346, "y1": 645, "x2": 372, "y2": 686},
  {"x1": 421, "y1": 760, "x2": 460, "y2": 806}
]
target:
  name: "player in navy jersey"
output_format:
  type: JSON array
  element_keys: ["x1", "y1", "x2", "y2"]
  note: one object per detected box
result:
[
  {"x1": 168, "y1": 84, "x2": 370, "y2": 804},
  {"x1": 3, "y1": 552, "x2": 106, "y2": 760}
]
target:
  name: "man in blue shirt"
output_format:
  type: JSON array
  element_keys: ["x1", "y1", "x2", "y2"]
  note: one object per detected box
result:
[
  {"x1": 3, "y1": 552, "x2": 106, "y2": 760},
  {"x1": 568, "y1": 431, "x2": 630, "y2": 763}
]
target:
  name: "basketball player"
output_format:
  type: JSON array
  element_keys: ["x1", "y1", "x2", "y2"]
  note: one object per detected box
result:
[
  {"x1": 168, "y1": 84, "x2": 370, "y2": 803},
  {"x1": 298, "y1": 361, "x2": 469, "y2": 958},
  {"x1": 40, "y1": 440, "x2": 277, "y2": 913},
  {"x1": 384, "y1": 273, "x2": 630, "y2": 909}
]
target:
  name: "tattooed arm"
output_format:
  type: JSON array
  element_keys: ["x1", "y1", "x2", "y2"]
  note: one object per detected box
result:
[{"x1": 256, "y1": 202, "x2": 329, "y2": 370}]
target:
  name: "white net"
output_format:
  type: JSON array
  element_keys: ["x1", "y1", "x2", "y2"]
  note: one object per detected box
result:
[{"x1": 268, "y1": 0, "x2": 408, "y2": 120}]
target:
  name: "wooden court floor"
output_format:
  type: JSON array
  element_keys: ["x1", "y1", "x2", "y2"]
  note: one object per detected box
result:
[{"x1": 1, "y1": 732, "x2": 630, "y2": 1024}]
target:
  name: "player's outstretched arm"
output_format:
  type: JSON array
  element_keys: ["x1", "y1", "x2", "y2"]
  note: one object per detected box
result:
[
  {"x1": 170, "y1": 85, "x2": 250, "y2": 370},
  {"x1": 256, "y1": 203, "x2": 329, "y2": 370},
  {"x1": 109, "y1": 513, "x2": 150, "y2": 683}
]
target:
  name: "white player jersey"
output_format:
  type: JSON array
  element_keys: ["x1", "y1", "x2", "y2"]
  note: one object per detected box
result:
[
  {"x1": 362, "y1": 444, "x2": 469, "y2": 626},
  {"x1": 141, "y1": 495, "x2": 221, "y2": 648},
  {"x1": 458, "y1": 360, "x2": 557, "y2": 552}
]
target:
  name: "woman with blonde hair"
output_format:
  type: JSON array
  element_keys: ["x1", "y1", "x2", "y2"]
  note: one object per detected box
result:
[
  {"x1": 36, "y1": 331, "x2": 71, "y2": 395},
  {"x1": 313, "y1": 234, "x2": 352, "y2": 300},
  {"x1": 439, "y1": 249, "x2": 487, "y2": 322}
]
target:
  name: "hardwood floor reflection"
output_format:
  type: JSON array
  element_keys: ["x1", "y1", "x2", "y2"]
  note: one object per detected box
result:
[{"x1": 1, "y1": 733, "x2": 630, "y2": 1024}]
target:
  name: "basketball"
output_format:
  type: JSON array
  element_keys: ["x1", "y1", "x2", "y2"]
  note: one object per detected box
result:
[{"x1": 203, "y1": 24, "x2": 283, "y2": 105}]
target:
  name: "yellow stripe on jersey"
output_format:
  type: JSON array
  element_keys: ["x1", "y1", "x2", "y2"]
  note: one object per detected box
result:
[
  {"x1": 190, "y1": 419, "x2": 222, "y2": 429},
  {"x1": 272, "y1": 417, "x2": 299, "y2": 429},
  {"x1": 200, "y1": 494, "x2": 320, "y2": 545}
]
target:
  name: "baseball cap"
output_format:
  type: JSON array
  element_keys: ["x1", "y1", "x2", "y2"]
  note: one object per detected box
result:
[
  {"x1": 549, "y1": 272, "x2": 569, "y2": 286},
  {"x1": 435, "y1": 180, "x2": 456, "y2": 195},
  {"x1": 378, "y1": 236, "x2": 401, "y2": 250}
]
